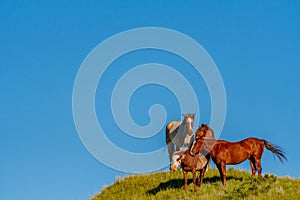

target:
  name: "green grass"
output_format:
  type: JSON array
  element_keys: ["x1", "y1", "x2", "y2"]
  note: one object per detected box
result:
[{"x1": 91, "y1": 168, "x2": 300, "y2": 200}]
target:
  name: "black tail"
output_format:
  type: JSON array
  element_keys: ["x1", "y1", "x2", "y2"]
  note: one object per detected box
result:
[{"x1": 263, "y1": 140, "x2": 288, "y2": 163}]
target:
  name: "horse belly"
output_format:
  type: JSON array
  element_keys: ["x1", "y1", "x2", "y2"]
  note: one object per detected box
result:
[
  {"x1": 227, "y1": 151, "x2": 249, "y2": 164},
  {"x1": 213, "y1": 148, "x2": 248, "y2": 165}
]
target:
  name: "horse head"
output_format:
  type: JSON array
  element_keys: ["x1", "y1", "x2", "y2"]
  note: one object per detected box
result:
[
  {"x1": 196, "y1": 124, "x2": 214, "y2": 139},
  {"x1": 171, "y1": 150, "x2": 186, "y2": 171},
  {"x1": 182, "y1": 113, "x2": 195, "y2": 136}
]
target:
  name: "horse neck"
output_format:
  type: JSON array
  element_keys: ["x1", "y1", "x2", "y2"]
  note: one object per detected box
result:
[
  {"x1": 202, "y1": 139, "x2": 217, "y2": 156},
  {"x1": 181, "y1": 122, "x2": 194, "y2": 145},
  {"x1": 206, "y1": 129, "x2": 215, "y2": 139},
  {"x1": 178, "y1": 119, "x2": 193, "y2": 136}
]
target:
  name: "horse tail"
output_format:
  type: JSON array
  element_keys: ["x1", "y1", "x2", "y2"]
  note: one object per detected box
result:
[
  {"x1": 263, "y1": 139, "x2": 288, "y2": 163},
  {"x1": 166, "y1": 122, "x2": 175, "y2": 168}
]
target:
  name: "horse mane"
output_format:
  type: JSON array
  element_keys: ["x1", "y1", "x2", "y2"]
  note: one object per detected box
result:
[
  {"x1": 196, "y1": 124, "x2": 209, "y2": 132},
  {"x1": 201, "y1": 123, "x2": 209, "y2": 128}
]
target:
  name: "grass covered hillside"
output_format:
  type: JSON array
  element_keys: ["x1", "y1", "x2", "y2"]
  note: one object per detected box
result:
[{"x1": 91, "y1": 168, "x2": 300, "y2": 200}]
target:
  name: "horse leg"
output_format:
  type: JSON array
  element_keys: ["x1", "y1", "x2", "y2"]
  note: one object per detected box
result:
[
  {"x1": 221, "y1": 163, "x2": 227, "y2": 186},
  {"x1": 217, "y1": 163, "x2": 226, "y2": 186},
  {"x1": 255, "y1": 158, "x2": 262, "y2": 176},
  {"x1": 205, "y1": 158, "x2": 211, "y2": 172},
  {"x1": 198, "y1": 169, "x2": 203, "y2": 187},
  {"x1": 199, "y1": 160, "x2": 209, "y2": 186},
  {"x1": 197, "y1": 170, "x2": 201, "y2": 187},
  {"x1": 167, "y1": 142, "x2": 174, "y2": 170},
  {"x1": 192, "y1": 169, "x2": 197, "y2": 192},
  {"x1": 249, "y1": 156, "x2": 257, "y2": 176},
  {"x1": 183, "y1": 170, "x2": 188, "y2": 192}
]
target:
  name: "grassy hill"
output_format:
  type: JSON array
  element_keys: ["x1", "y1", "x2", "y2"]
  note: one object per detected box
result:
[{"x1": 91, "y1": 168, "x2": 300, "y2": 200}]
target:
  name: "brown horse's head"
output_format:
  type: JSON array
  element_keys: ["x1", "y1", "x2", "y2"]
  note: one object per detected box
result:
[
  {"x1": 196, "y1": 124, "x2": 210, "y2": 139},
  {"x1": 170, "y1": 149, "x2": 186, "y2": 171},
  {"x1": 190, "y1": 138, "x2": 204, "y2": 156}
]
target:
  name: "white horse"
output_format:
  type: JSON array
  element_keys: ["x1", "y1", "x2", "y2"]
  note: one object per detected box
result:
[{"x1": 166, "y1": 113, "x2": 195, "y2": 169}]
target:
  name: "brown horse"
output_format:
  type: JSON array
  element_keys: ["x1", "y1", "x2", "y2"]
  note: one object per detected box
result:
[
  {"x1": 171, "y1": 149, "x2": 209, "y2": 192},
  {"x1": 190, "y1": 138, "x2": 287, "y2": 186}
]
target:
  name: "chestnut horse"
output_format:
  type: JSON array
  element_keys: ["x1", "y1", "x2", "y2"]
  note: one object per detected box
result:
[
  {"x1": 190, "y1": 138, "x2": 287, "y2": 186},
  {"x1": 166, "y1": 113, "x2": 195, "y2": 169}
]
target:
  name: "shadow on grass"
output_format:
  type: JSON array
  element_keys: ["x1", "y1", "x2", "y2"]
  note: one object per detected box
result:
[{"x1": 147, "y1": 175, "x2": 242, "y2": 195}]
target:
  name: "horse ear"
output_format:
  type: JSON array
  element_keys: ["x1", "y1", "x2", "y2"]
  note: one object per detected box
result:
[
  {"x1": 182, "y1": 114, "x2": 186, "y2": 118},
  {"x1": 192, "y1": 113, "x2": 196, "y2": 117}
]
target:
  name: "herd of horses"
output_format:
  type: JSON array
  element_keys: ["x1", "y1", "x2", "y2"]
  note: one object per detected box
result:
[{"x1": 165, "y1": 113, "x2": 287, "y2": 192}]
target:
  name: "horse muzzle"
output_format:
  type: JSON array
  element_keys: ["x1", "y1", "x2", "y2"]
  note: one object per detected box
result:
[
  {"x1": 171, "y1": 165, "x2": 179, "y2": 171},
  {"x1": 190, "y1": 150, "x2": 196, "y2": 156}
]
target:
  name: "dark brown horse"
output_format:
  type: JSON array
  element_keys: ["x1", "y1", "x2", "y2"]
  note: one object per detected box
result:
[
  {"x1": 190, "y1": 138, "x2": 287, "y2": 186},
  {"x1": 171, "y1": 149, "x2": 209, "y2": 192}
]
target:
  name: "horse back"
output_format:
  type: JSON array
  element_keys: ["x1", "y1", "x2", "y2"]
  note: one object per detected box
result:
[
  {"x1": 166, "y1": 121, "x2": 181, "y2": 134},
  {"x1": 241, "y1": 138, "x2": 265, "y2": 156},
  {"x1": 166, "y1": 121, "x2": 181, "y2": 143},
  {"x1": 218, "y1": 138, "x2": 263, "y2": 147}
]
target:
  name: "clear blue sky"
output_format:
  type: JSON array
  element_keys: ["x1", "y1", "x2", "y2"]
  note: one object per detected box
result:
[{"x1": 1, "y1": 1, "x2": 300, "y2": 200}]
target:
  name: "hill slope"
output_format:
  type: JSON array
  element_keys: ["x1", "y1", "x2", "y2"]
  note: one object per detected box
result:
[{"x1": 92, "y1": 168, "x2": 300, "y2": 200}]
